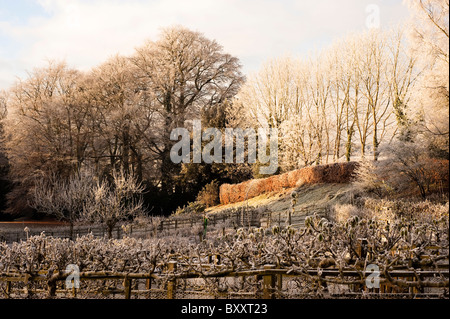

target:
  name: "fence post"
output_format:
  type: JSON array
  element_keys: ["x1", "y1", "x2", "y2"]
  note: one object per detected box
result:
[
  {"x1": 268, "y1": 212, "x2": 272, "y2": 228},
  {"x1": 47, "y1": 277, "x2": 57, "y2": 298},
  {"x1": 356, "y1": 238, "x2": 368, "y2": 259},
  {"x1": 354, "y1": 238, "x2": 368, "y2": 292},
  {"x1": 5, "y1": 281, "x2": 11, "y2": 298},
  {"x1": 277, "y1": 272, "x2": 283, "y2": 293},
  {"x1": 235, "y1": 211, "x2": 238, "y2": 226},
  {"x1": 262, "y1": 264, "x2": 276, "y2": 299},
  {"x1": 167, "y1": 261, "x2": 177, "y2": 299},
  {"x1": 72, "y1": 283, "x2": 77, "y2": 298},
  {"x1": 123, "y1": 276, "x2": 132, "y2": 299}
]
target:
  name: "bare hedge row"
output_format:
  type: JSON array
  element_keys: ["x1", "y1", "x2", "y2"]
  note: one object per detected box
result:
[{"x1": 219, "y1": 162, "x2": 358, "y2": 205}]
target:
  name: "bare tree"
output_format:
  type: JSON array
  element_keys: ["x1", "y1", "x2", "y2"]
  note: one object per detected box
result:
[
  {"x1": 2, "y1": 61, "x2": 95, "y2": 214},
  {"x1": 327, "y1": 40, "x2": 353, "y2": 162},
  {"x1": 405, "y1": 0, "x2": 449, "y2": 157},
  {"x1": 82, "y1": 169, "x2": 146, "y2": 239},
  {"x1": 237, "y1": 56, "x2": 299, "y2": 130},
  {"x1": 131, "y1": 26, "x2": 244, "y2": 194},
  {"x1": 239, "y1": 29, "x2": 415, "y2": 168},
  {"x1": 84, "y1": 55, "x2": 148, "y2": 178},
  {"x1": 3, "y1": 61, "x2": 92, "y2": 176},
  {"x1": 30, "y1": 170, "x2": 96, "y2": 239},
  {"x1": 0, "y1": 90, "x2": 7, "y2": 121},
  {"x1": 356, "y1": 139, "x2": 448, "y2": 199},
  {"x1": 406, "y1": 0, "x2": 449, "y2": 65},
  {"x1": 385, "y1": 28, "x2": 418, "y2": 139}
]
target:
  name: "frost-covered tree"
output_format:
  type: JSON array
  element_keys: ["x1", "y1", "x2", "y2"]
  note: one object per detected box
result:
[
  {"x1": 2, "y1": 27, "x2": 245, "y2": 216},
  {"x1": 405, "y1": 0, "x2": 449, "y2": 158},
  {"x1": 237, "y1": 56, "x2": 299, "y2": 130},
  {"x1": 31, "y1": 169, "x2": 96, "y2": 239},
  {"x1": 82, "y1": 169, "x2": 146, "y2": 238},
  {"x1": 355, "y1": 139, "x2": 448, "y2": 198},
  {"x1": 131, "y1": 26, "x2": 244, "y2": 195},
  {"x1": 4, "y1": 62, "x2": 87, "y2": 178},
  {"x1": 2, "y1": 61, "x2": 93, "y2": 214},
  {"x1": 0, "y1": 91, "x2": 10, "y2": 217},
  {"x1": 0, "y1": 91, "x2": 7, "y2": 120},
  {"x1": 83, "y1": 55, "x2": 149, "y2": 178},
  {"x1": 238, "y1": 28, "x2": 417, "y2": 170}
]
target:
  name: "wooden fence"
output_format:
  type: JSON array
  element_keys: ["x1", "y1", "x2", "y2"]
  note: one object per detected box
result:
[
  {"x1": 0, "y1": 202, "x2": 332, "y2": 244},
  {"x1": 1, "y1": 259, "x2": 448, "y2": 299},
  {"x1": 0, "y1": 207, "x2": 266, "y2": 244}
]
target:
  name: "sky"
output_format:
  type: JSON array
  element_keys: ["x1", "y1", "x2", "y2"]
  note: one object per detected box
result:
[{"x1": 0, "y1": 0, "x2": 411, "y2": 90}]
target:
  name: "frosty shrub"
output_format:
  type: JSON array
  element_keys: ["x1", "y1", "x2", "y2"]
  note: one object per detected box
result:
[
  {"x1": 379, "y1": 141, "x2": 449, "y2": 198},
  {"x1": 196, "y1": 181, "x2": 220, "y2": 208},
  {"x1": 362, "y1": 197, "x2": 449, "y2": 221},
  {"x1": 353, "y1": 159, "x2": 391, "y2": 197},
  {"x1": 331, "y1": 204, "x2": 363, "y2": 223},
  {"x1": 174, "y1": 201, "x2": 206, "y2": 215},
  {"x1": 355, "y1": 141, "x2": 449, "y2": 199},
  {"x1": 30, "y1": 168, "x2": 147, "y2": 239},
  {"x1": 82, "y1": 169, "x2": 146, "y2": 238},
  {"x1": 30, "y1": 169, "x2": 97, "y2": 239}
]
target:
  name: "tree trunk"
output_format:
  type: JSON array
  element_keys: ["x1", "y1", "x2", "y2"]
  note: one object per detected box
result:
[
  {"x1": 107, "y1": 224, "x2": 114, "y2": 239},
  {"x1": 345, "y1": 124, "x2": 354, "y2": 162},
  {"x1": 69, "y1": 222, "x2": 74, "y2": 241}
]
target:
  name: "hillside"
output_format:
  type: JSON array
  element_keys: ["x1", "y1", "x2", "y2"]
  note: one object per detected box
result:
[
  {"x1": 207, "y1": 162, "x2": 358, "y2": 227},
  {"x1": 209, "y1": 182, "x2": 354, "y2": 217}
]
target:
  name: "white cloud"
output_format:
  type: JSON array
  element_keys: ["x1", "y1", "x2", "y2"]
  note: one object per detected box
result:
[{"x1": 0, "y1": 0, "x2": 409, "y2": 89}]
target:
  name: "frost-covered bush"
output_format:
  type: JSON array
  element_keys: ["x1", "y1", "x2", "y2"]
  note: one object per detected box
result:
[
  {"x1": 362, "y1": 197, "x2": 449, "y2": 221},
  {"x1": 331, "y1": 204, "x2": 362, "y2": 223},
  {"x1": 174, "y1": 201, "x2": 206, "y2": 215},
  {"x1": 354, "y1": 142, "x2": 449, "y2": 199},
  {"x1": 30, "y1": 169, "x2": 146, "y2": 239},
  {"x1": 196, "y1": 181, "x2": 220, "y2": 208},
  {"x1": 330, "y1": 196, "x2": 449, "y2": 224}
]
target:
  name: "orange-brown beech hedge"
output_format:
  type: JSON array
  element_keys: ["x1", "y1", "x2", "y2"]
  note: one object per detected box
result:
[{"x1": 219, "y1": 162, "x2": 359, "y2": 205}]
